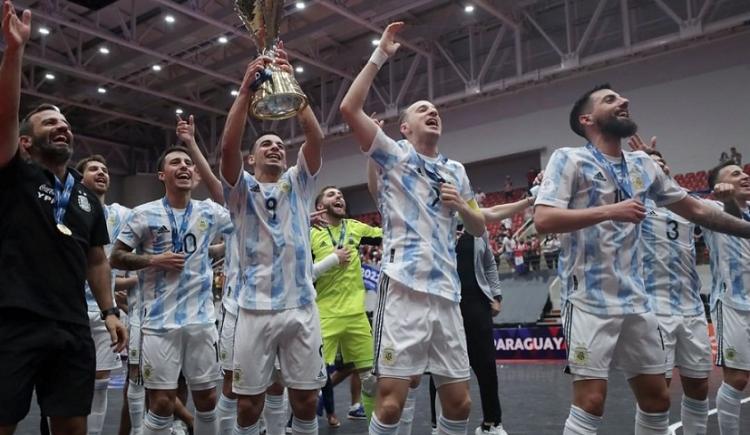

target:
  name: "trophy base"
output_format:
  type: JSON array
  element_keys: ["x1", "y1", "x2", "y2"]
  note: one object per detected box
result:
[{"x1": 251, "y1": 93, "x2": 308, "y2": 121}]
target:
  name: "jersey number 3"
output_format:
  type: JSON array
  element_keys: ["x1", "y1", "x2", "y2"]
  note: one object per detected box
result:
[{"x1": 666, "y1": 220, "x2": 679, "y2": 241}]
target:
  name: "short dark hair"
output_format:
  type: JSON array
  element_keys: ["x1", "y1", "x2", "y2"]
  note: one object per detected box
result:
[
  {"x1": 75, "y1": 154, "x2": 107, "y2": 174},
  {"x1": 156, "y1": 145, "x2": 192, "y2": 171},
  {"x1": 19, "y1": 104, "x2": 62, "y2": 136},
  {"x1": 569, "y1": 83, "x2": 612, "y2": 139},
  {"x1": 708, "y1": 160, "x2": 737, "y2": 190},
  {"x1": 252, "y1": 130, "x2": 283, "y2": 152},
  {"x1": 315, "y1": 185, "x2": 338, "y2": 208},
  {"x1": 643, "y1": 149, "x2": 663, "y2": 158}
]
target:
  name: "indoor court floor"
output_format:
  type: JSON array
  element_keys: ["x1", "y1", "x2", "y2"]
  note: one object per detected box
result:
[{"x1": 15, "y1": 361, "x2": 750, "y2": 434}]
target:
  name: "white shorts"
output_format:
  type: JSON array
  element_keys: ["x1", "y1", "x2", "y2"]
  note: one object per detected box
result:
[
  {"x1": 141, "y1": 323, "x2": 221, "y2": 390},
  {"x1": 714, "y1": 302, "x2": 750, "y2": 371},
  {"x1": 88, "y1": 312, "x2": 123, "y2": 372},
  {"x1": 372, "y1": 275, "x2": 470, "y2": 380},
  {"x1": 128, "y1": 321, "x2": 142, "y2": 366},
  {"x1": 218, "y1": 306, "x2": 238, "y2": 372},
  {"x1": 232, "y1": 304, "x2": 326, "y2": 395},
  {"x1": 562, "y1": 303, "x2": 666, "y2": 379},
  {"x1": 657, "y1": 314, "x2": 712, "y2": 379}
]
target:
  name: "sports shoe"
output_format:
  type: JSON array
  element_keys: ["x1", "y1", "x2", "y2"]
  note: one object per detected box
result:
[
  {"x1": 171, "y1": 420, "x2": 189, "y2": 435},
  {"x1": 475, "y1": 423, "x2": 508, "y2": 435},
  {"x1": 347, "y1": 403, "x2": 366, "y2": 420},
  {"x1": 431, "y1": 427, "x2": 438, "y2": 435}
]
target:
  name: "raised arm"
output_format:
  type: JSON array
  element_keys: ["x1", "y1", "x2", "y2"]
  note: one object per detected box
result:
[
  {"x1": 666, "y1": 194, "x2": 750, "y2": 238},
  {"x1": 177, "y1": 114, "x2": 223, "y2": 203},
  {"x1": 220, "y1": 57, "x2": 269, "y2": 186},
  {"x1": 340, "y1": 22, "x2": 404, "y2": 152},
  {"x1": 534, "y1": 199, "x2": 646, "y2": 234},
  {"x1": 0, "y1": 1, "x2": 30, "y2": 168}
]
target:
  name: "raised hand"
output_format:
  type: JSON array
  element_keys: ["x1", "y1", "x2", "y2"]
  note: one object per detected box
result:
[
  {"x1": 274, "y1": 40, "x2": 293, "y2": 75},
  {"x1": 2, "y1": 1, "x2": 31, "y2": 52},
  {"x1": 378, "y1": 21, "x2": 404, "y2": 57},
  {"x1": 240, "y1": 56, "x2": 273, "y2": 95},
  {"x1": 369, "y1": 112, "x2": 384, "y2": 129},
  {"x1": 607, "y1": 199, "x2": 647, "y2": 223},
  {"x1": 176, "y1": 114, "x2": 196, "y2": 144},
  {"x1": 627, "y1": 134, "x2": 657, "y2": 153}
]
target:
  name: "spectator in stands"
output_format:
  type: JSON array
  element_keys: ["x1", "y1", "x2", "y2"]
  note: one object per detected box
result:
[
  {"x1": 501, "y1": 235, "x2": 515, "y2": 270},
  {"x1": 503, "y1": 176, "x2": 513, "y2": 201},
  {"x1": 541, "y1": 234, "x2": 561, "y2": 270},
  {"x1": 513, "y1": 238, "x2": 527, "y2": 274},
  {"x1": 730, "y1": 146, "x2": 742, "y2": 165},
  {"x1": 526, "y1": 167, "x2": 538, "y2": 190},
  {"x1": 476, "y1": 187, "x2": 487, "y2": 207},
  {"x1": 720, "y1": 150, "x2": 731, "y2": 163},
  {"x1": 528, "y1": 236, "x2": 541, "y2": 272}
]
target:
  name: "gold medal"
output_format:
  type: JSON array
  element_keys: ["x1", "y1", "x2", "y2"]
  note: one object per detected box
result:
[{"x1": 57, "y1": 223, "x2": 72, "y2": 236}]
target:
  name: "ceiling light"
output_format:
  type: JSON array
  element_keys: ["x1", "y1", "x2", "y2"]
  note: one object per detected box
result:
[
  {"x1": 152, "y1": 64, "x2": 162, "y2": 71},
  {"x1": 371, "y1": 38, "x2": 379, "y2": 46},
  {"x1": 295, "y1": 65, "x2": 304, "y2": 73},
  {"x1": 98, "y1": 46, "x2": 110, "y2": 55},
  {"x1": 175, "y1": 108, "x2": 184, "y2": 115},
  {"x1": 164, "y1": 14, "x2": 175, "y2": 23},
  {"x1": 38, "y1": 27, "x2": 50, "y2": 35},
  {"x1": 464, "y1": 4, "x2": 475, "y2": 13},
  {"x1": 218, "y1": 36, "x2": 229, "y2": 44},
  {"x1": 44, "y1": 73, "x2": 55, "y2": 80},
  {"x1": 295, "y1": 1, "x2": 305, "y2": 9},
  {"x1": 97, "y1": 87, "x2": 107, "y2": 94},
  {"x1": 230, "y1": 89, "x2": 239, "y2": 96}
]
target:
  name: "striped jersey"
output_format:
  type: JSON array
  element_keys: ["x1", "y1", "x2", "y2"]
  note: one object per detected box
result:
[
  {"x1": 640, "y1": 198, "x2": 703, "y2": 316},
  {"x1": 220, "y1": 229, "x2": 240, "y2": 315},
  {"x1": 223, "y1": 150, "x2": 318, "y2": 311},
  {"x1": 535, "y1": 145, "x2": 686, "y2": 315},
  {"x1": 117, "y1": 198, "x2": 232, "y2": 332},
  {"x1": 85, "y1": 202, "x2": 132, "y2": 312},
  {"x1": 701, "y1": 200, "x2": 750, "y2": 311},
  {"x1": 367, "y1": 129, "x2": 475, "y2": 302}
]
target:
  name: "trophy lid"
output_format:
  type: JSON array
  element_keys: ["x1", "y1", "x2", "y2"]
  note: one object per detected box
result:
[{"x1": 234, "y1": 0, "x2": 284, "y2": 53}]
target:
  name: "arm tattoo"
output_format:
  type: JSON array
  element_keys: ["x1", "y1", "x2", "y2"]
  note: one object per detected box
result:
[
  {"x1": 111, "y1": 243, "x2": 151, "y2": 271},
  {"x1": 694, "y1": 205, "x2": 750, "y2": 239}
]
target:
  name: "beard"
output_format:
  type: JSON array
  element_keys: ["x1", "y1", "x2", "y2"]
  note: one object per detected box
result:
[
  {"x1": 327, "y1": 204, "x2": 346, "y2": 218},
  {"x1": 597, "y1": 115, "x2": 638, "y2": 139},
  {"x1": 31, "y1": 134, "x2": 73, "y2": 165}
]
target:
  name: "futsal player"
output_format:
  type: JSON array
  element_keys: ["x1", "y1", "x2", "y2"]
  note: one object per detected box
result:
[
  {"x1": 76, "y1": 155, "x2": 138, "y2": 435},
  {"x1": 535, "y1": 83, "x2": 750, "y2": 435},
  {"x1": 703, "y1": 161, "x2": 750, "y2": 435},
  {"x1": 340, "y1": 22, "x2": 486, "y2": 435},
  {"x1": 220, "y1": 49, "x2": 326, "y2": 435},
  {"x1": 111, "y1": 145, "x2": 233, "y2": 435}
]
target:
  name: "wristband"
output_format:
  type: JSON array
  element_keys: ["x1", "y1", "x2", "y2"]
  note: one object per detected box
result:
[{"x1": 368, "y1": 47, "x2": 389, "y2": 70}]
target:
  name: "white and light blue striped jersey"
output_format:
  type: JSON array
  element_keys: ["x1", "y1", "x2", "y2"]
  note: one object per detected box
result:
[
  {"x1": 117, "y1": 198, "x2": 232, "y2": 332},
  {"x1": 366, "y1": 129, "x2": 474, "y2": 302},
  {"x1": 85, "y1": 202, "x2": 132, "y2": 312},
  {"x1": 701, "y1": 200, "x2": 750, "y2": 311},
  {"x1": 535, "y1": 146, "x2": 686, "y2": 315},
  {"x1": 223, "y1": 150, "x2": 318, "y2": 311},
  {"x1": 220, "y1": 229, "x2": 240, "y2": 315},
  {"x1": 641, "y1": 198, "x2": 703, "y2": 316}
]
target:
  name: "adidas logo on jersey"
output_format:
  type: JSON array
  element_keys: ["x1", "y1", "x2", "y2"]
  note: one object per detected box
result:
[
  {"x1": 593, "y1": 172, "x2": 607, "y2": 182},
  {"x1": 156, "y1": 225, "x2": 170, "y2": 234},
  {"x1": 648, "y1": 209, "x2": 657, "y2": 216}
]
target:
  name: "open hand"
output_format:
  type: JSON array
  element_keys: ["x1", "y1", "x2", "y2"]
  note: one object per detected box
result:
[
  {"x1": 2, "y1": 1, "x2": 31, "y2": 52},
  {"x1": 378, "y1": 22, "x2": 404, "y2": 57}
]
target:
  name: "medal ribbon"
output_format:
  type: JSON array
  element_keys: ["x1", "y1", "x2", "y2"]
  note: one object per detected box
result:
[
  {"x1": 53, "y1": 173, "x2": 75, "y2": 226},
  {"x1": 585, "y1": 143, "x2": 633, "y2": 199},
  {"x1": 162, "y1": 197, "x2": 193, "y2": 253},
  {"x1": 326, "y1": 220, "x2": 347, "y2": 249}
]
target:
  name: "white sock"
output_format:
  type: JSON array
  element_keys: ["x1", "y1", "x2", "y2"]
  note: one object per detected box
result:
[
  {"x1": 290, "y1": 416, "x2": 317, "y2": 435},
  {"x1": 195, "y1": 409, "x2": 219, "y2": 435},
  {"x1": 681, "y1": 395, "x2": 708, "y2": 435},
  {"x1": 231, "y1": 421, "x2": 259, "y2": 435},
  {"x1": 87, "y1": 378, "x2": 109, "y2": 435},
  {"x1": 262, "y1": 394, "x2": 286, "y2": 435},
  {"x1": 634, "y1": 406, "x2": 669, "y2": 435},
  {"x1": 397, "y1": 387, "x2": 417, "y2": 435},
  {"x1": 127, "y1": 381, "x2": 145, "y2": 435},
  {"x1": 143, "y1": 411, "x2": 172, "y2": 435},
  {"x1": 437, "y1": 414, "x2": 468, "y2": 435},
  {"x1": 216, "y1": 394, "x2": 237, "y2": 435},
  {"x1": 369, "y1": 413, "x2": 399, "y2": 435},
  {"x1": 717, "y1": 382, "x2": 743, "y2": 435},
  {"x1": 563, "y1": 405, "x2": 602, "y2": 435}
]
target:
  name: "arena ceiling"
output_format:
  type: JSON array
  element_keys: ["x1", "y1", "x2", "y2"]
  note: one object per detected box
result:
[{"x1": 6, "y1": 0, "x2": 750, "y2": 174}]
